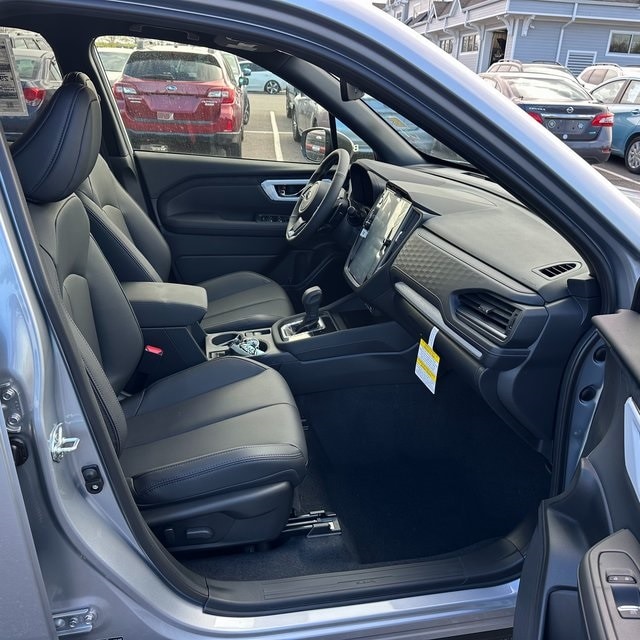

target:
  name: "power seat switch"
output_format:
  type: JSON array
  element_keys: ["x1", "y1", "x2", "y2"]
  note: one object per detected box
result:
[{"x1": 81, "y1": 465, "x2": 104, "y2": 494}]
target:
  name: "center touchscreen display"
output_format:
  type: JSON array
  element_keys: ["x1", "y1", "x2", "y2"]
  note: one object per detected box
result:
[{"x1": 348, "y1": 188, "x2": 412, "y2": 285}]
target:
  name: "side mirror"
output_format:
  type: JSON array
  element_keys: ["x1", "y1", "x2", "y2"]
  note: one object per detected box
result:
[
  {"x1": 241, "y1": 66, "x2": 251, "y2": 77},
  {"x1": 239, "y1": 76, "x2": 249, "y2": 87},
  {"x1": 300, "y1": 127, "x2": 355, "y2": 163}
]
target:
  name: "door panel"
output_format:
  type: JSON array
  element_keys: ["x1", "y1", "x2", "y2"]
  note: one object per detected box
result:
[
  {"x1": 513, "y1": 309, "x2": 640, "y2": 639},
  {"x1": 134, "y1": 151, "x2": 315, "y2": 283}
]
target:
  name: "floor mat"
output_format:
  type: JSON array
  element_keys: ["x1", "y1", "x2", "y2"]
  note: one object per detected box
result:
[{"x1": 297, "y1": 376, "x2": 550, "y2": 564}]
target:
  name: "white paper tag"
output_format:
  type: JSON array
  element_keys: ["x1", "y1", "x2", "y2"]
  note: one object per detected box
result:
[
  {"x1": 0, "y1": 36, "x2": 27, "y2": 117},
  {"x1": 415, "y1": 327, "x2": 440, "y2": 394}
]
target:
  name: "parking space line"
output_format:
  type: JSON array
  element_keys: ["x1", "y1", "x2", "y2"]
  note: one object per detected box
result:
[
  {"x1": 595, "y1": 166, "x2": 640, "y2": 187},
  {"x1": 245, "y1": 130, "x2": 276, "y2": 134},
  {"x1": 270, "y1": 111, "x2": 283, "y2": 161}
]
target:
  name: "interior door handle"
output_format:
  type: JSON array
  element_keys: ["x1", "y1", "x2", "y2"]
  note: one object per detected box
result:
[{"x1": 261, "y1": 179, "x2": 309, "y2": 201}]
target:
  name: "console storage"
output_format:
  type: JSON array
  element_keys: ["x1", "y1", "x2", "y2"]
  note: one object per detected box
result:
[{"x1": 122, "y1": 282, "x2": 208, "y2": 382}]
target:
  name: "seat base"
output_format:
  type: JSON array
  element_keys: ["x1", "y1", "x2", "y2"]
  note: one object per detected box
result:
[{"x1": 143, "y1": 482, "x2": 293, "y2": 552}]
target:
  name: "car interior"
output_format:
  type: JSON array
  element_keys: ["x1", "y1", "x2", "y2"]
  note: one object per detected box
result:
[{"x1": 0, "y1": 6, "x2": 603, "y2": 616}]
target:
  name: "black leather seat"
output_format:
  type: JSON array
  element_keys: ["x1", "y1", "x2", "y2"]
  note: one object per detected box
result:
[
  {"x1": 12, "y1": 73, "x2": 307, "y2": 550},
  {"x1": 76, "y1": 155, "x2": 294, "y2": 332}
]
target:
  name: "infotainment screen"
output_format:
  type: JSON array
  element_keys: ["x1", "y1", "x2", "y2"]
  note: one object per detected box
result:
[{"x1": 348, "y1": 188, "x2": 412, "y2": 285}]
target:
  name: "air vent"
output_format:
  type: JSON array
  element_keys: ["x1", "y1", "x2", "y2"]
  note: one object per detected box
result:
[
  {"x1": 456, "y1": 291, "x2": 520, "y2": 341},
  {"x1": 535, "y1": 262, "x2": 579, "y2": 279}
]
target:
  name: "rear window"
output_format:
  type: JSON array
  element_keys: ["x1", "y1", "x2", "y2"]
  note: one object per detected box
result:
[
  {"x1": 504, "y1": 77, "x2": 593, "y2": 101},
  {"x1": 123, "y1": 51, "x2": 223, "y2": 82},
  {"x1": 13, "y1": 55, "x2": 41, "y2": 80}
]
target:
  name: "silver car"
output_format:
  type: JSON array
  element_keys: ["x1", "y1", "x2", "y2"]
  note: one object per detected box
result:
[{"x1": 1, "y1": 2, "x2": 640, "y2": 640}]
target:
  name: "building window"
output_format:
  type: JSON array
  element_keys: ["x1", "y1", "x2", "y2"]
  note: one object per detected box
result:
[
  {"x1": 461, "y1": 34, "x2": 479, "y2": 53},
  {"x1": 439, "y1": 38, "x2": 453, "y2": 54},
  {"x1": 608, "y1": 31, "x2": 640, "y2": 55}
]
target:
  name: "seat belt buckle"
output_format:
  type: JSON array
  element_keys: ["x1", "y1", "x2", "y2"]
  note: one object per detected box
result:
[{"x1": 140, "y1": 345, "x2": 164, "y2": 374}]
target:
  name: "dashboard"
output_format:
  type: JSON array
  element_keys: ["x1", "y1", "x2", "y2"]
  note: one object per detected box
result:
[{"x1": 342, "y1": 159, "x2": 601, "y2": 448}]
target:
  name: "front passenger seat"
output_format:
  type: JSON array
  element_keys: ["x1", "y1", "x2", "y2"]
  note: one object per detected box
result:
[
  {"x1": 12, "y1": 72, "x2": 307, "y2": 550},
  {"x1": 77, "y1": 155, "x2": 294, "y2": 332}
]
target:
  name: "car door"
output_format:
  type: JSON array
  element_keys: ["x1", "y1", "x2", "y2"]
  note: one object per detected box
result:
[
  {"x1": 97, "y1": 38, "x2": 343, "y2": 303},
  {"x1": 512, "y1": 306, "x2": 640, "y2": 639},
  {"x1": 602, "y1": 80, "x2": 640, "y2": 155}
]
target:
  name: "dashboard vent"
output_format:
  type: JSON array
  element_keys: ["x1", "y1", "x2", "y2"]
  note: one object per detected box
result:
[
  {"x1": 456, "y1": 292, "x2": 519, "y2": 341},
  {"x1": 535, "y1": 262, "x2": 579, "y2": 279}
]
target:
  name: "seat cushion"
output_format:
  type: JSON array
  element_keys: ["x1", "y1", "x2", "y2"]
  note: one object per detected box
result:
[
  {"x1": 198, "y1": 271, "x2": 294, "y2": 332},
  {"x1": 119, "y1": 357, "x2": 307, "y2": 506}
]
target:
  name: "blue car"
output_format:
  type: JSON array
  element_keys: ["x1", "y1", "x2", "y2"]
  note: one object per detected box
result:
[
  {"x1": 238, "y1": 60, "x2": 285, "y2": 94},
  {"x1": 592, "y1": 76, "x2": 640, "y2": 172}
]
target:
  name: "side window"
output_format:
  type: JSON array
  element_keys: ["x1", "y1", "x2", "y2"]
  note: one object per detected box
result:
[
  {"x1": 96, "y1": 36, "x2": 316, "y2": 162},
  {"x1": 592, "y1": 79, "x2": 626, "y2": 103},
  {"x1": 0, "y1": 29, "x2": 60, "y2": 144},
  {"x1": 579, "y1": 69, "x2": 593, "y2": 83},
  {"x1": 621, "y1": 80, "x2": 640, "y2": 104},
  {"x1": 604, "y1": 69, "x2": 620, "y2": 81},
  {"x1": 589, "y1": 68, "x2": 608, "y2": 86}
]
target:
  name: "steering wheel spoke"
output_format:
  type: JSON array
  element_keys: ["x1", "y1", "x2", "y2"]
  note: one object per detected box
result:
[{"x1": 285, "y1": 149, "x2": 350, "y2": 246}]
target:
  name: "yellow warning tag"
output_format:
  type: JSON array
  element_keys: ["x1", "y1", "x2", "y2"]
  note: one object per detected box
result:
[{"x1": 415, "y1": 327, "x2": 440, "y2": 394}]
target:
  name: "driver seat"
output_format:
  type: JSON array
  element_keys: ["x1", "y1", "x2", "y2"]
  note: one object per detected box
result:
[{"x1": 76, "y1": 155, "x2": 293, "y2": 332}]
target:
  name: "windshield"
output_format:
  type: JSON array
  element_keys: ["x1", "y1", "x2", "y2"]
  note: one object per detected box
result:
[
  {"x1": 363, "y1": 96, "x2": 467, "y2": 164},
  {"x1": 505, "y1": 77, "x2": 593, "y2": 101}
]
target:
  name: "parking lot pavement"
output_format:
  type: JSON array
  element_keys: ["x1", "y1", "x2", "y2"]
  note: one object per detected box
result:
[
  {"x1": 594, "y1": 157, "x2": 640, "y2": 195},
  {"x1": 243, "y1": 92, "x2": 306, "y2": 163}
]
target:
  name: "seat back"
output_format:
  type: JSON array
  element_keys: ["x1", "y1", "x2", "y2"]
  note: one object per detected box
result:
[
  {"x1": 77, "y1": 155, "x2": 172, "y2": 283},
  {"x1": 12, "y1": 73, "x2": 145, "y2": 450}
]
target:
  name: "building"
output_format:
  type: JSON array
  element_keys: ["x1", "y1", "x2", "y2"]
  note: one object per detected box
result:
[{"x1": 384, "y1": 0, "x2": 640, "y2": 74}]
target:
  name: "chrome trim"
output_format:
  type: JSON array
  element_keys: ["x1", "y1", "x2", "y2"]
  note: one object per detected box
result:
[
  {"x1": 261, "y1": 179, "x2": 308, "y2": 201},
  {"x1": 394, "y1": 282, "x2": 483, "y2": 359},
  {"x1": 624, "y1": 398, "x2": 640, "y2": 503}
]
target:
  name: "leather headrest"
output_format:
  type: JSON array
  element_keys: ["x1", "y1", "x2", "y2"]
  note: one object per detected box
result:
[{"x1": 12, "y1": 72, "x2": 101, "y2": 204}]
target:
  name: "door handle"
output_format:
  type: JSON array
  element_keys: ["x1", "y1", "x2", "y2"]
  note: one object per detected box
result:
[
  {"x1": 261, "y1": 179, "x2": 309, "y2": 201},
  {"x1": 631, "y1": 109, "x2": 640, "y2": 116}
]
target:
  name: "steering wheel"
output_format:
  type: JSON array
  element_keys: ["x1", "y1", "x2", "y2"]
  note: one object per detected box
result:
[{"x1": 286, "y1": 148, "x2": 350, "y2": 245}]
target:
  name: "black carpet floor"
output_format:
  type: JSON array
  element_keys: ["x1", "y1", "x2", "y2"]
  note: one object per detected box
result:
[
  {"x1": 298, "y1": 377, "x2": 550, "y2": 564},
  {"x1": 182, "y1": 374, "x2": 550, "y2": 579}
]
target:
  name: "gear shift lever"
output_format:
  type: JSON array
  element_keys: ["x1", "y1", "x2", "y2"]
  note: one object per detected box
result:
[{"x1": 295, "y1": 286, "x2": 323, "y2": 334}]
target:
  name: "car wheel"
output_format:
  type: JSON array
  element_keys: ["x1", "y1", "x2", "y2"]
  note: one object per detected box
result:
[
  {"x1": 286, "y1": 101, "x2": 292, "y2": 119},
  {"x1": 625, "y1": 137, "x2": 640, "y2": 174},
  {"x1": 291, "y1": 109, "x2": 301, "y2": 142},
  {"x1": 243, "y1": 101, "x2": 250, "y2": 126},
  {"x1": 264, "y1": 80, "x2": 281, "y2": 94}
]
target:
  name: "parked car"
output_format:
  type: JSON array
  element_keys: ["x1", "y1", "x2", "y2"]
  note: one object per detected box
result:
[
  {"x1": 239, "y1": 59, "x2": 285, "y2": 93},
  {"x1": 591, "y1": 75, "x2": 640, "y2": 172},
  {"x1": 487, "y1": 59, "x2": 577, "y2": 82},
  {"x1": 3, "y1": 3, "x2": 640, "y2": 640},
  {"x1": 96, "y1": 46, "x2": 132, "y2": 83},
  {"x1": 577, "y1": 63, "x2": 640, "y2": 91},
  {"x1": 288, "y1": 86, "x2": 434, "y2": 157},
  {"x1": 113, "y1": 46, "x2": 245, "y2": 155},
  {"x1": 481, "y1": 72, "x2": 613, "y2": 163},
  {"x1": 4, "y1": 28, "x2": 49, "y2": 50},
  {"x1": 219, "y1": 50, "x2": 251, "y2": 125},
  {"x1": 0, "y1": 47, "x2": 61, "y2": 142}
]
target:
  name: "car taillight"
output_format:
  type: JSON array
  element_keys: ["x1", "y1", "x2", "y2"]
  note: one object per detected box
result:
[
  {"x1": 23, "y1": 87, "x2": 45, "y2": 107},
  {"x1": 528, "y1": 112, "x2": 544, "y2": 124},
  {"x1": 591, "y1": 112, "x2": 614, "y2": 127},
  {"x1": 114, "y1": 83, "x2": 137, "y2": 95},
  {"x1": 207, "y1": 88, "x2": 235, "y2": 104}
]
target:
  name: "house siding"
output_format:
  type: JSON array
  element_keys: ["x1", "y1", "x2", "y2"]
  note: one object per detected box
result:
[
  {"x1": 561, "y1": 22, "x2": 640, "y2": 66},
  {"x1": 513, "y1": 21, "x2": 564, "y2": 61}
]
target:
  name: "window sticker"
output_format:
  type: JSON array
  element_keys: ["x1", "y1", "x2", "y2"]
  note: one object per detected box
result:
[{"x1": 0, "y1": 36, "x2": 26, "y2": 116}]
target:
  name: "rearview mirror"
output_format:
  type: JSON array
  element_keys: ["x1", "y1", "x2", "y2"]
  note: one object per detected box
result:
[{"x1": 239, "y1": 76, "x2": 249, "y2": 87}]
